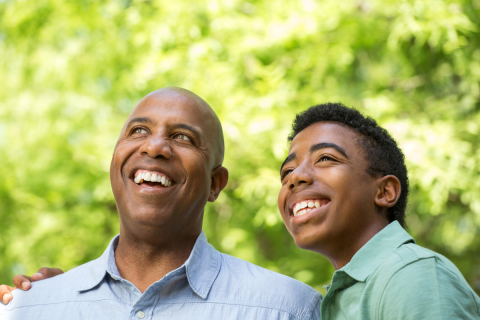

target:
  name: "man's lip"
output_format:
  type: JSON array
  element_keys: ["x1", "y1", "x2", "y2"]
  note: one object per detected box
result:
[{"x1": 129, "y1": 166, "x2": 176, "y2": 184}]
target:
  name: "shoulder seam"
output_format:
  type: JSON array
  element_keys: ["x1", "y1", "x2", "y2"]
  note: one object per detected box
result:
[
  {"x1": 375, "y1": 255, "x2": 435, "y2": 318},
  {"x1": 301, "y1": 290, "x2": 321, "y2": 320}
]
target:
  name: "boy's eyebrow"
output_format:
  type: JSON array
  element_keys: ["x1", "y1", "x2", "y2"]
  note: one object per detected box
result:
[
  {"x1": 280, "y1": 142, "x2": 348, "y2": 175},
  {"x1": 310, "y1": 142, "x2": 348, "y2": 159}
]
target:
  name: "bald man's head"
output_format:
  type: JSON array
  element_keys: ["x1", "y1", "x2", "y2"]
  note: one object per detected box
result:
[
  {"x1": 110, "y1": 87, "x2": 229, "y2": 241},
  {"x1": 132, "y1": 87, "x2": 225, "y2": 168}
]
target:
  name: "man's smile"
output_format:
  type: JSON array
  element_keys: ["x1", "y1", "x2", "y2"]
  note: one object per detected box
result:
[
  {"x1": 133, "y1": 169, "x2": 174, "y2": 187},
  {"x1": 127, "y1": 166, "x2": 178, "y2": 194}
]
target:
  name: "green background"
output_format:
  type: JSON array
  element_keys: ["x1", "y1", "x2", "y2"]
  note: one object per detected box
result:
[{"x1": 1, "y1": 0, "x2": 479, "y2": 295}]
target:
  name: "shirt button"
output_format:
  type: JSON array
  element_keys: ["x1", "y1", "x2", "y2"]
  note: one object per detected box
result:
[{"x1": 136, "y1": 311, "x2": 145, "y2": 319}]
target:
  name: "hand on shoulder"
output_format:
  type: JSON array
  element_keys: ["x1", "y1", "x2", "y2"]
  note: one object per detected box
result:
[{"x1": 0, "y1": 267, "x2": 64, "y2": 305}]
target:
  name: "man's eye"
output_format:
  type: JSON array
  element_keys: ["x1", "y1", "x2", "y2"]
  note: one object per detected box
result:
[
  {"x1": 133, "y1": 128, "x2": 147, "y2": 134},
  {"x1": 174, "y1": 134, "x2": 191, "y2": 142}
]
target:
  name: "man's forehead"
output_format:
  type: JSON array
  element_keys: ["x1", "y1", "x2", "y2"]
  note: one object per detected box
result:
[{"x1": 126, "y1": 90, "x2": 209, "y2": 127}]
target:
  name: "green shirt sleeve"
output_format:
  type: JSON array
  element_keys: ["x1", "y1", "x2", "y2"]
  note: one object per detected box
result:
[{"x1": 378, "y1": 257, "x2": 480, "y2": 319}]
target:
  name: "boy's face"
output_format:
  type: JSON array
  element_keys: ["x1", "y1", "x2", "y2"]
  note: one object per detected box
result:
[{"x1": 278, "y1": 122, "x2": 385, "y2": 257}]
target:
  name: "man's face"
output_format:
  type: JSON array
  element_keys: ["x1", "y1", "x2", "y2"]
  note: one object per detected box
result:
[
  {"x1": 278, "y1": 122, "x2": 381, "y2": 256},
  {"x1": 110, "y1": 89, "x2": 219, "y2": 239}
]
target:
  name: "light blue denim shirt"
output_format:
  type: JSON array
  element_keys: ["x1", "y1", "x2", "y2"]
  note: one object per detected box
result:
[{"x1": 1, "y1": 231, "x2": 321, "y2": 320}]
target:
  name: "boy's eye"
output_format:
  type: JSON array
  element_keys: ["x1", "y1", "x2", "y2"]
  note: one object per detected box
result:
[
  {"x1": 317, "y1": 155, "x2": 334, "y2": 162},
  {"x1": 175, "y1": 134, "x2": 191, "y2": 141},
  {"x1": 281, "y1": 169, "x2": 293, "y2": 181}
]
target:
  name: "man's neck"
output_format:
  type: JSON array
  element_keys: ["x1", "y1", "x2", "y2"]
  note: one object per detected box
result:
[{"x1": 114, "y1": 232, "x2": 199, "y2": 293}]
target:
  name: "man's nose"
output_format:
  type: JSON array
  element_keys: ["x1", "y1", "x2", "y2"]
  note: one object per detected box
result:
[
  {"x1": 289, "y1": 164, "x2": 313, "y2": 190},
  {"x1": 138, "y1": 134, "x2": 172, "y2": 159}
]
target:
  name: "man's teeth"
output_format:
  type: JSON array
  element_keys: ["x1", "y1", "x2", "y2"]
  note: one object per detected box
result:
[
  {"x1": 134, "y1": 171, "x2": 172, "y2": 187},
  {"x1": 293, "y1": 200, "x2": 326, "y2": 216}
]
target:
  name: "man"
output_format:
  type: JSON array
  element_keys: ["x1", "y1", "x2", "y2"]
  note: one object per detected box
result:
[
  {"x1": 0, "y1": 88, "x2": 321, "y2": 319},
  {"x1": 278, "y1": 103, "x2": 480, "y2": 319}
]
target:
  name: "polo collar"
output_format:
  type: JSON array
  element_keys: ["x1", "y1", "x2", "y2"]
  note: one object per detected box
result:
[
  {"x1": 341, "y1": 221, "x2": 414, "y2": 282},
  {"x1": 76, "y1": 231, "x2": 221, "y2": 300}
]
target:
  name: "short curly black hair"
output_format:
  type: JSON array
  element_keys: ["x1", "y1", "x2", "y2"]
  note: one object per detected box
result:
[{"x1": 288, "y1": 102, "x2": 409, "y2": 227}]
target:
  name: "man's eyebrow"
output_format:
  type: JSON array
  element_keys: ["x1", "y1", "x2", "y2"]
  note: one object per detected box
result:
[
  {"x1": 280, "y1": 152, "x2": 297, "y2": 174},
  {"x1": 310, "y1": 142, "x2": 348, "y2": 158},
  {"x1": 126, "y1": 117, "x2": 152, "y2": 127},
  {"x1": 172, "y1": 123, "x2": 202, "y2": 138}
]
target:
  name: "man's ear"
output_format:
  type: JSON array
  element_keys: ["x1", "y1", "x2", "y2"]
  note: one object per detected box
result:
[
  {"x1": 374, "y1": 175, "x2": 401, "y2": 209},
  {"x1": 208, "y1": 166, "x2": 229, "y2": 202}
]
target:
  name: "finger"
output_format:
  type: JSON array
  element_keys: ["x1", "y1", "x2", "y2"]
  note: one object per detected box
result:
[
  {"x1": 0, "y1": 285, "x2": 15, "y2": 304},
  {"x1": 12, "y1": 275, "x2": 32, "y2": 291},
  {"x1": 34, "y1": 267, "x2": 64, "y2": 281}
]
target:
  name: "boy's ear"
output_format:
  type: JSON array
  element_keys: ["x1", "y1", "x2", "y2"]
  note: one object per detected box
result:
[{"x1": 374, "y1": 175, "x2": 401, "y2": 209}]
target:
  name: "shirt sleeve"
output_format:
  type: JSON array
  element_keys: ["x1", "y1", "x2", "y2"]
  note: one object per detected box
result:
[
  {"x1": 378, "y1": 257, "x2": 480, "y2": 320},
  {"x1": 308, "y1": 294, "x2": 322, "y2": 320}
]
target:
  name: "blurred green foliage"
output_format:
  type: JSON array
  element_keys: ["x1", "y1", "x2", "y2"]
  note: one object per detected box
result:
[{"x1": 1, "y1": 0, "x2": 479, "y2": 295}]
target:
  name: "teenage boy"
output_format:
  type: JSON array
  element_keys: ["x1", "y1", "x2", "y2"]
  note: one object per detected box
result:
[{"x1": 278, "y1": 103, "x2": 480, "y2": 319}]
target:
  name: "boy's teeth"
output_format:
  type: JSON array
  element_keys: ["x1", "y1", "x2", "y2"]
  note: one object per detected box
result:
[
  {"x1": 293, "y1": 199, "x2": 326, "y2": 216},
  {"x1": 152, "y1": 173, "x2": 158, "y2": 182}
]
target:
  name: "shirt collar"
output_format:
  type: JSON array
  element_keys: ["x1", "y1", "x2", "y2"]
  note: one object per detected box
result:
[
  {"x1": 341, "y1": 221, "x2": 414, "y2": 282},
  {"x1": 76, "y1": 230, "x2": 221, "y2": 300}
]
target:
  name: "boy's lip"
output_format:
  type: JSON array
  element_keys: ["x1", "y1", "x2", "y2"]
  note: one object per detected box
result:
[
  {"x1": 289, "y1": 200, "x2": 331, "y2": 224},
  {"x1": 287, "y1": 192, "x2": 331, "y2": 215},
  {"x1": 290, "y1": 198, "x2": 331, "y2": 217}
]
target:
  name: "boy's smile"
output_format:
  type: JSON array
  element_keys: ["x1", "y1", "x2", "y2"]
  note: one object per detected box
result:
[{"x1": 278, "y1": 122, "x2": 389, "y2": 268}]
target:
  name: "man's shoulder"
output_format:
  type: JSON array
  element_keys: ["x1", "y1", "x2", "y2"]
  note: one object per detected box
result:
[
  {"x1": 218, "y1": 252, "x2": 319, "y2": 295},
  {"x1": 3, "y1": 259, "x2": 102, "y2": 310},
  {"x1": 212, "y1": 253, "x2": 321, "y2": 319}
]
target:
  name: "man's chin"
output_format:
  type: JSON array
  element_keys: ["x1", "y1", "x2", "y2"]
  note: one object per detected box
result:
[{"x1": 119, "y1": 205, "x2": 175, "y2": 227}]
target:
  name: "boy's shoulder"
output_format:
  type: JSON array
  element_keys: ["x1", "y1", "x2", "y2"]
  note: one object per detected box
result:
[{"x1": 375, "y1": 242, "x2": 480, "y2": 318}]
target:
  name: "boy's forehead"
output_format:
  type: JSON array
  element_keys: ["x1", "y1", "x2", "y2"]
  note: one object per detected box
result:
[{"x1": 290, "y1": 122, "x2": 359, "y2": 150}]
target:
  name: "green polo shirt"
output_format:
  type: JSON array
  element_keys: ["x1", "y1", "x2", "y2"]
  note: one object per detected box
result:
[{"x1": 321, "y1": 221, "x2": 480, "y2": 319}]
